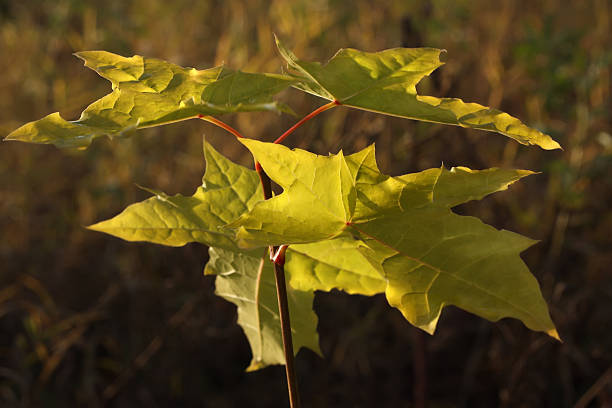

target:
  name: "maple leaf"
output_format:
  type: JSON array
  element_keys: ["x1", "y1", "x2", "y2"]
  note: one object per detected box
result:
[
  {"x1": 206, "y1": 247, "x2": 320, "y2": 371},
  {"x1": 275, "y1": 37, "x2": 561, "y2": 150},
  {"x1": 88, "y1": 141, "x2": 261, "y2": 250},
  {"x1": 88, "y1": 140, "x2": 320, "y2": 369},
  {"x1": 229, "y1": 139, "x2": 559, "y2": 338},
  {"x1": 5, "y1": 51, "x2": 295, "y2": 148}
]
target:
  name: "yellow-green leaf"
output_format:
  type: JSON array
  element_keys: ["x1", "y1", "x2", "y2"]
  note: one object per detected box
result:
[
  {"x1": 230, "y1": 140, "x2": 558, "y2": 338},
  {"x1": 276, "y1": 37, "x2": 560, "y2": 150},
  {"x1": 228, "y1": 138, "x2": 355, "y2": 247},
  {"x1": 288, "y1": 237, "x2": 386, "y2": 296},
  {"x1": 88, "y1": 141, "x2": 262, "y2": 250},
  {"x1": 6, "y1": 51, "x2": 295, "y2": 148}
]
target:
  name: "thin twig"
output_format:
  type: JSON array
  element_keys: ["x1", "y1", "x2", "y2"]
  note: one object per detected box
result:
[
  {"x1": 103, "y1": 297, "x2": 198, "y2": 401},
  {"x1": 412, "y1": 329, "x2": 427, "y2": 408},
  {"x1": 574, "y1": 365, "x2": 612, "y2": 408}
]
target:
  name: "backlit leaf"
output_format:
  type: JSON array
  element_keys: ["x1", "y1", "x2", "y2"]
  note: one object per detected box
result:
[
  {"x1": 5, "y1": 51, "x2": 295, "y2": 148},
  {"x1": 288, "y1": 237, "x2": 386, "y2": 296},
  {"x1": 88, "y1": 141, "x2": 262, "y2": 250},
  {"x1": 230, "y1": 140, "x2": 558, "y2": 338},
  {"x1": 276, "y1": 37, "x2": 561, "y2": 150}
]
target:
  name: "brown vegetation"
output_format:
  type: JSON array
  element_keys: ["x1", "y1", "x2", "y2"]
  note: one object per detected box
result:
[{"x1": 0, "y1": 0, "x2": 610, "y2": 406}]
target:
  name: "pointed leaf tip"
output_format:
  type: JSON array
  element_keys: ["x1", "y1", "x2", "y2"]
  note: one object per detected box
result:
[{"x1": 548, "y1": 328, "x2": 562, "y2": 342}]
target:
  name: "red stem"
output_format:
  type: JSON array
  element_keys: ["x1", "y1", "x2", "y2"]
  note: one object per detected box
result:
[
  {"x1": 198, "y1": 115, "x2": 245, "y2": 139},
  {"x1": 198, "y1": 115, "x2": 267, "y2": 183},
  {"x1": 273, "y1": 100, "x2": 340, "y2": 145}
]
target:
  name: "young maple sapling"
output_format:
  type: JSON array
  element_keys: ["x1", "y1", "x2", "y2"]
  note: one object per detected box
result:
[{"x1": 5, "y1": 37, "x2": 561, "y2": 407}]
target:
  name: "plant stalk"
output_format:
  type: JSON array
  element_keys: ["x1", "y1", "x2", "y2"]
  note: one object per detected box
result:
[
  {"x1": 412, "y1": 329, "x2": 427, "y2": 408},
  {"x1": 273, "y1": 253, "x2": 301, "y2": 408},
  {"x1": 203, "y1": 106, "x2": 341, "y2": 408},
  {"x1": 257, "y1": 163, "x2": 301, "y2": 408}
]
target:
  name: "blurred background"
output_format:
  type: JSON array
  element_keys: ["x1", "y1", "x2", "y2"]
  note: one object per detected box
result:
[{"x1": 0, "y1": 0, "x2": 610, "y2": 406}]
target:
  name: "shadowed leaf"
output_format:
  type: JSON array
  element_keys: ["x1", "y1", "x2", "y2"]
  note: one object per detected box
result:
[{"x1": 205, "y1": 247, "x2": 320, "y2": 370}]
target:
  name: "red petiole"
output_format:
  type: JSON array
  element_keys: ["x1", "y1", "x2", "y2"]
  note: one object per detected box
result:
[
  {"x1": 198, "y1": 114, "x2": 245, "y2": 139},
  {"x1": 200, "y1": 100, "x2": 341, "y2": 183},
  {"x1": 273, "y1": 100, "x2": 340, "y2": 145}
]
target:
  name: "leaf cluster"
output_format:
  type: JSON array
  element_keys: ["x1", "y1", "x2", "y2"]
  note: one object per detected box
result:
[{"x1": 5, "y1": 38, "x2": 560, "y2": 370}]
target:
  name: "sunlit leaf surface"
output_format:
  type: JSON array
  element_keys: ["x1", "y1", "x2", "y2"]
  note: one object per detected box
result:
[
  {"x1": 6, "y1": 51, "x2": 294, "y2": 148},
  {"x1": 231, "y1": 140, "x2": 558, "y2": 338},
  {"x1": 276, "y1": 37, "x2": 561, "y2": 150}
]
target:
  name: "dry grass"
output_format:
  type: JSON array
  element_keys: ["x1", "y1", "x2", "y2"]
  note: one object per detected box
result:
[{"x1": 0, "y1": 0, "x2": 610, "y2": 406}]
